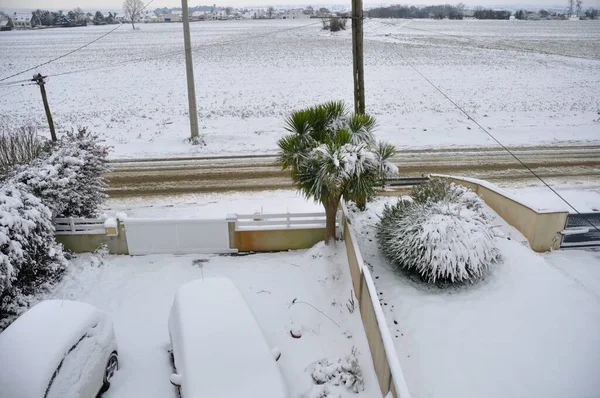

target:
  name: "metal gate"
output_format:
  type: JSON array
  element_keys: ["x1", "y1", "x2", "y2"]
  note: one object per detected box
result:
[
  {"x1": 560, "y1": 213, "x2": 600, "y2": 249},
  {"x1": 124, "y1": 218, "x2": 236, "y2": 255}
]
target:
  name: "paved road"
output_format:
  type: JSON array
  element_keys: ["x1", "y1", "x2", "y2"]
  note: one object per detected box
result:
[{"x1": 107, "y1": 144, "x2": 600, "y2": 197}]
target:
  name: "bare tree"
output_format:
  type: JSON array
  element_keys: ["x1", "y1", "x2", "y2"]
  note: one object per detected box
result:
[
  {"x1": 267, "y1": 6, "x2": 274, "y2": 18},
  {"x1": 568, "y1": 0, "x2": 575, "y2": 16},
  {"x1": 123, "y1": 0, "x2": 144, "y2": 29},
  {"x1": 576, "y1": 0, "x2": 583, "y2": 16}
]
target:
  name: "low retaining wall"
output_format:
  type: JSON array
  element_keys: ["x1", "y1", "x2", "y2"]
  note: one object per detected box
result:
[
  {"x1": 229, "y1": 226, "x2": 327, "y2": 252},
  {"x1": 56, "y1": 221, "x2": 129, "y2": 254},
  {"x1": 438, "y1": 176, "x2": 568, "y2": 252},
  {"x1": 341, "y1": 203, "x2": 411, "y2": 398}
]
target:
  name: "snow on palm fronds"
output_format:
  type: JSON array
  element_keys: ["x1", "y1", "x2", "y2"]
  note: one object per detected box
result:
[
  {"x1": 377, "y1": 180, "x2": 501, "y2": 284},
  {"x1": 278, "y1": 101, "x2": 397, "y2": 240}
]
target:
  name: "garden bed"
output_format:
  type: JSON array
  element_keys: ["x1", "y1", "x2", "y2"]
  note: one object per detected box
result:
[{"x1": 348, "y1": 197, "x2": 600, "y2": 398}]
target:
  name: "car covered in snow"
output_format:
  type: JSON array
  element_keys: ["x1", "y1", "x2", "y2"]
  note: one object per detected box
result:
[
  {"x1": 168, "y1": 277, "x2": 288, "y2": 397},
  {"x1": 0, "y1": 300, "x2": 119, "y2": 398}
]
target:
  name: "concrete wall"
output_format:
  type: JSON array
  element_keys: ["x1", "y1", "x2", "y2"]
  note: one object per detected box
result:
[
  {"x1": 342, "y1": 205, "x2": 412, "y2": 398},
  {"x1": 442, "y1": 177, "x2": 568, "y2": 252},
  {"x1": 230, "y1": 226, "x2": 327, "y2": 252},
  {"x1": 56, "y1": 221, "x2": 129, "y2": 254}
]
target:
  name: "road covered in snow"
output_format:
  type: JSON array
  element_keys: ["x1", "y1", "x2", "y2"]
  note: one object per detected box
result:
[
  {"x1": 105, "y1": 144, "x2": 600, "y2": 197},
  {"x1": 1, "y1": 19, "x2": 598, "y2": 159},
  {"x1": 48, "y1": 244, "x2": 382, "y2": 398},
  {"x1": 349, "y1": 197, "x2": 600, "y2": 398}
]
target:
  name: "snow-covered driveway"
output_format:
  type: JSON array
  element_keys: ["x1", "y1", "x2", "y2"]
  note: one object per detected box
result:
[
  {"x1": 350, "y1": 198, "x2": 600, "y2": 398},
  {"x1": 49, "y1": 244, "x2": 381, "y2": 398}
]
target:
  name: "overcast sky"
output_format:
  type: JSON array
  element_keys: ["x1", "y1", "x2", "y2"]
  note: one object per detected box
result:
[{"x1": 1, "y1": 0, "x2": 589, "y2": 10}]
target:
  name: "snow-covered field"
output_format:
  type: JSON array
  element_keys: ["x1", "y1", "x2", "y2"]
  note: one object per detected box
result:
[
  {"x1": 103, "y1": 189, "x2": 322, "y2": 218},
  {"x1": 1, "y1": 19, "x2": 598, "y2": 159},
  {"x1": 49, "y1": 244, "x2": 381, "y2": 398},
  {"x1": 349, "y1": 196, "x2": 600, "y2": 398}
]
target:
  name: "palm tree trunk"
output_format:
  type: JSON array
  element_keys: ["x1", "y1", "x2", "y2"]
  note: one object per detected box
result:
[
  {"x1": 324, "y1": 196, "x2": 340, "y2": 243},
  {"x1": 355, "y1": 195, "x2": 367, "y2": 211}
]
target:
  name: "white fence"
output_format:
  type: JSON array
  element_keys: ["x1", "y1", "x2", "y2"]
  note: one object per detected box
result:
[
  {"x1": 124, "y1": 218, "x2": 235, "y2": 255},
  {"x1": 54, "y1": 218, "x2": 106, "y2": 235},
  {"x1": 54, "y1": 212, "x2": 342, "y2": 254},
  {"x1": 234, "y1": 212, "x2": 329, "y2": 229}
]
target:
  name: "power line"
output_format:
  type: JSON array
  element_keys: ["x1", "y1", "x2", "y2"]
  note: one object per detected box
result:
[
  {"x1": 3, "y1": 20, "x2": 323, "y2": 83},
  {"x1": 0, "y1": 0, "x2": 158, "y2": 83},
  {"x1": 396, "y1": 52, "x2": 600, "y2": 234}
]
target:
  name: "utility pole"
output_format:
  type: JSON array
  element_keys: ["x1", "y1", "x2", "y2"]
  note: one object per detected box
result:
[
  {"x1": 32, "y1": 73, "x2": 57, "y2": 142},
  {"x1": 181, "y1": 0, "x2": 200, "y2": 141},
  {"x1": 351, "y1": 0, "x2": 365, "y2": 114}
]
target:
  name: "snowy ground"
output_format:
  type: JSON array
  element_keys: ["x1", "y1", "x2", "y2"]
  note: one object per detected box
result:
[
  {"x1": 1, "y1": 19, "x2": 598, "y2": 159},
  {"x1": 103, "y1": 189, "x2": 321, "y2": 218},
  {"x1": 48, "y1": 243, "x2": 382, "y2": 398},
  {"x1": 348, "y1": 196, "x2": 600, "y2": 398},
  {"x1": 500, "y1": 183, "x2": 600, "y2": 212}
]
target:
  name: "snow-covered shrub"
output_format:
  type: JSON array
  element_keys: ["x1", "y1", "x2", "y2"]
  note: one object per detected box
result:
[
  {"x1": 310, "y1": 349, "x2": 364, "y2": 393},
  {"x1": 13, "y1": 127, "x2": 109, "y2": 218},
  {"x1": 0, "y1": 183, "x2": 67, "y2": 329},
  {"x1": 0, "y1": 125, "x2": 47, "y2": 179},
  {"x1": 411, "y1": 178, "x2": 486, "y2": 217},
  {"x1": 377, "y1": 197, "x2": 501, "y2": 284}
]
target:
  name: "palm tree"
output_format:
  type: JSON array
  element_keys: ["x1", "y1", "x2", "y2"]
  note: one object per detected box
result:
[{"x1": 278, "y1": 101, "x2": 397, "y2": 242}]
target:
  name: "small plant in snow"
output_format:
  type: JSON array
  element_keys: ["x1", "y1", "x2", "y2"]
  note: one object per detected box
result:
[
  {"x1": 310, "y1": 347, "x2": 364, "y2": 393},
  {"x1": 377, "y1": 179, "x2": 501, "y2": 284},
  {"x1": 346, "y1": 290, "x2": 355, "y2": 314}
]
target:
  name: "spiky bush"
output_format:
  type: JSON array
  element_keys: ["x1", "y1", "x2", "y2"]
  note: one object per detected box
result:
[
  {"x1": 377, "y1": 180, "x2": 501, "y2": 284},
  {"x1": 411, "y1": 177, "x2": 486, "y2": 216}
]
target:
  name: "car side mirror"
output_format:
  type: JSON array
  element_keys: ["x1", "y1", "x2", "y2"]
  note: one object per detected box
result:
[{"x1": 170, "y1": 373, "x2": 183, "y2": 387}]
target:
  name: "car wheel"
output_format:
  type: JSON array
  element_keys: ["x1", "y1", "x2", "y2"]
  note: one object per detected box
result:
[{"x1": 100, "y1": 352, "x2": 119, "y2": 393}]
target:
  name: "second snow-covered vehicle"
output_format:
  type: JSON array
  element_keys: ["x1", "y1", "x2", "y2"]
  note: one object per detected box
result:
[
  {"x1": 168, "y1": 277, "x2": 288, "y2": 397},
  {"x1": 0, "y1": 300, "x2": 119, "y2": 398}
]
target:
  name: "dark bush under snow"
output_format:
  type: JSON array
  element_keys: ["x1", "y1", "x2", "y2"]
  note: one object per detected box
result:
[
  {"x1": 376, "y1": 179, "x2": 501, "y2": 284},
  {"x1": 0, "y1": 182, "x2": 67, "y2": 329},
  {"x1": 13, "y1": 127, "x2": 109, "y2": 218}
]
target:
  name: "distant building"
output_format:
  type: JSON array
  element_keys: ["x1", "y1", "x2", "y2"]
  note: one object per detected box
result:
[
  {"x1": 279, "y1": 9, "x2": 310, "y2": 19},
  {"x1": 0, "y1": 19, "x2": 11, "y2": 31},
  {"x1": 12, "y1": 12, "x2": 34, "y2": 29},
  {"x1": 159, "y1": 13, "x2": 183, "y2": 22}
]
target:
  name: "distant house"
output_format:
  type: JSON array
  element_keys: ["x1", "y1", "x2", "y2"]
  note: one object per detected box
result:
[
  {"x1": 0, "y1": 19, "x2": 11, "y2": 31},
  {"x1": 160, "y1": 13, "x2": 183, "y2": 22},
  {"x1": 12, "y1": 12, "x2": 34, "y2": 29},
  {"x1": 279, "y1": 9, "x2": 310, "y2": 19}
]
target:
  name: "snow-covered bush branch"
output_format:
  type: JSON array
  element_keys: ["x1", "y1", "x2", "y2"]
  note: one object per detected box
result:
[
  {"x1": 13, "y1": 127, "x2": 110, "y2": 218},
  {"x1": 0, "y1": 183, "x2": 67, "y2": 329},
  {"x1": 377, "y1": 179, "x2": 501, "y2": 284}
]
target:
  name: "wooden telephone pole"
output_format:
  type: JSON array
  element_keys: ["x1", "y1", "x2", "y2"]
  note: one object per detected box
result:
[
  {"x1": 32, "y1": 73, "x2": 57, "y2": 142},
  {"x1": 181, "y1": 0, "x2": 200, "y2": 142},
  {"x1": 351, "y1": 0, "x2": 365, "y2": 114}
]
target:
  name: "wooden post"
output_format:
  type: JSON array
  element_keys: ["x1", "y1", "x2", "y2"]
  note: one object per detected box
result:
[
  {"x1": 32, "y1": 73, "x2": 57, "y2": 142},
  {"x1": 351, "y1": 0, "x2": 365, "y2": 114},
  {"x1": 181, "y1": 0, "x2": 200, "y2": 142}
]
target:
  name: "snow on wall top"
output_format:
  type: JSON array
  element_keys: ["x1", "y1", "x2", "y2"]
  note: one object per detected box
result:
[
  {"x1": 434, "y1": 174, "x2": 571, "y2": 213},
  {"x1": 168, "y1": 277, "x2": 289, "y2": 397},
  {"x1": 0, "y1": 300, "x2": 101, "y2": 398}
]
